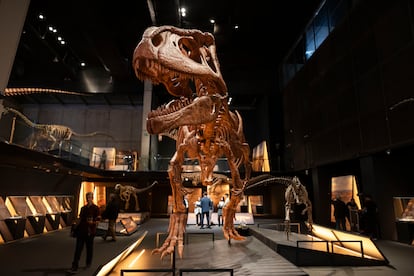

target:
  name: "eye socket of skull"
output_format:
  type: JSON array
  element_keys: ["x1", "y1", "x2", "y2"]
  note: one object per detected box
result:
[
  {"x1": 178, "y1": 37, "x2": 201, "y2": 62},
  {"x1": 151, "y1": 33, "x2": 163, "y2": 47}
]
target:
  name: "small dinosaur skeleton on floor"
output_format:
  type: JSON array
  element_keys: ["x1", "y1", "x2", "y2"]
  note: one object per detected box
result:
[
  {"x1": 283, "y1": 176, "x2": 313, "y2": 229},
  {"x1": 245, "y1": 175, "x2": 313, "y2": 231},
  {"x1": 115, "y1": 181, "x2": 157, "y2": 211},
  {"x1": 3, "y1": 107, "x2": 113, "y2": 150}
]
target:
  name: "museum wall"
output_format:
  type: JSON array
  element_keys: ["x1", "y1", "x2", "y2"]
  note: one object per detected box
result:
[
  {"x1": 307, "y1": 144, "x2": 414, "y2": 241},
  {"x1": 0, "y1": 166, "x2": 80, "y2": 197},
  {"x1": 283, "y1": 0, "x2": 414, "y2": 171}
]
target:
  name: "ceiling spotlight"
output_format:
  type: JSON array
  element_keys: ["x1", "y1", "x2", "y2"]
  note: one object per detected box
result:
[
  {"x1": 210, "y1": 19, "x2": 215, "y2": 24},
  {"x1": 179, "y1": 7, "x2": 186, "y2": 17},
  {"x1": 386, "y1": 149, "x2": 391, "y2": 155}
]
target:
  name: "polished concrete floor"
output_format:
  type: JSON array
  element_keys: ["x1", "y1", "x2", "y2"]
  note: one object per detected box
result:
[{"x1": 0, "y1": 218, "x2": 413, "y2": 275}]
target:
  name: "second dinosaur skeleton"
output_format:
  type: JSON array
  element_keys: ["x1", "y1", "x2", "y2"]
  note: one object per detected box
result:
[
  {"x1": 4, "y1": 107, "x2": 113, "y2": 150},
  {"x1": 245, "y1": 175, "x2": 313, "y2": 230},
  {"x1": 115, "y1": 181, "x2": 158, "y2": 211}
]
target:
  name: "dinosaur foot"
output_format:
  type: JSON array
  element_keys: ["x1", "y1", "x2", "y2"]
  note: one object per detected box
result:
[
  {"x1": 222, "y1": 209, "x2": 245, "y2": 241},
  {"x1": 152, "y1": 212, "x2": 187, "y2": 259},
  {"x1": 223, "y1": 225, "x2": 246, "y2": 241}
]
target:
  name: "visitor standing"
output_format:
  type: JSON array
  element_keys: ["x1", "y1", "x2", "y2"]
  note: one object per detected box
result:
[
  {"x1": 102, "y1": 193, "x2": 120, "y2": 242},
  {"x1": 194, "y1": 197, "x2": 202, "y2": 226},
  {"x1": 361, "y1": 194, "x2": 379, "y2": 238},
  {"x1": 224, "y1": 193, "x2": 230, "y2": 207},
  {"x1": 331, "y1": 195, "x2": 347, "y2": 231},
  {"x1": 183, "y1": 194, "x2": 189, "y2": 214},
  {"x1": 98, "y1": 150, "x2": 107, "y2": 169},
  {"x1": 346, "y1": 198, "x2": 358, "y2": 231},
  {"x1": 217, "y1": 196, "x2": 225, "y2": 226},
  {"x1": 208, "y1": 194, "x2": 214, "y2": 226},
  {"x1": 200, "y1": 192, "x2": 212, "y2": 229},
  {"x1": 68, "y1": 192, "x2": 100, "y2": 273}
]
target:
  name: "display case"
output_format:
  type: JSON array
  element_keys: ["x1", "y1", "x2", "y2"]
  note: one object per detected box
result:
[
  {"x1": 2, "y1": 197, "x2": 27, "y2": 240},
  {"x1": 26, "y1": 196, "x2": 47, "y2": 235},
  {"x1": 43, "y1": 196, "x2": 73, "y2": 228},
  {"x1": 58, "y1": 195, "x2": 73, "y2": 227},
  {"x1": 0, "y1": 197, "x2": 24, "y2": 242},
  {"x1": 393, "y1": 197, "x2": 414, "y2": 245},
  {"x1": 394, "y1": 197, "x2": 414, "y2": 222}
]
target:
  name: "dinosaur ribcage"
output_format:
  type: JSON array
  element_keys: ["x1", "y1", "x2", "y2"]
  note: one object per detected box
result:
[{"x1": 44, "y1": 125, "x2": 72, "y2": 140}]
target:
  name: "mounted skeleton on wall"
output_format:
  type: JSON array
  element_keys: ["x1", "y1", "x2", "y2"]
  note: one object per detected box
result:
[{"x1": 3, "y1": 107, "x2": 113, "y2": 150}]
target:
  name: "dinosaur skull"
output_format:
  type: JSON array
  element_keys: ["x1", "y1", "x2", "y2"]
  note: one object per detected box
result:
[
  {"x1": 133, "y1": 26, "x2": 228, "y2": 135},
  {"x1": 133, "y1": 25, "x2": 226, "y2": 98}
]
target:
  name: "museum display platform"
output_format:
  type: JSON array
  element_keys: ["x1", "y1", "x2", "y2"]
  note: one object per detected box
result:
[
  {"x1": 250, "y1": 223, "x2": 388, "y2": 266},
  {"x1": 1, "y1": 218, "x2": 413, "y2": 276}
]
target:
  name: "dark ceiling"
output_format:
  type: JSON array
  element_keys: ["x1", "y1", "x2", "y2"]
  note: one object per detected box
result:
[{"x1": 6, "y1": 0, "x2": 321, "y2": 108}]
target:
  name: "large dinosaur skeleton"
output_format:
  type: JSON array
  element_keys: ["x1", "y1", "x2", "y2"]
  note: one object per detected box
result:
[
  {"x1": 133, "y1": 26, "x2": 252, "y2": 258},
  {"x1": 3, "y1": 107, "x2": 113, "y2": 150}
]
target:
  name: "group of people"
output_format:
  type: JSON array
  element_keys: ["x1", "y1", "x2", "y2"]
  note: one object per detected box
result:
[
  {"x1": 68, "y1": 192, "x2": 120, "y2": 274},
  {"x1": 194, "y1": 192, "x2": 229, "y2": 228},
  {"x1": 331, "y1": 194, "x2": 379, "y2": 238}
]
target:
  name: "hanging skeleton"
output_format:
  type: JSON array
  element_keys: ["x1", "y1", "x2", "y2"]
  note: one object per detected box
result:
[{"x1": 3, "y1": 107, "x2": 113, "y2": 150}]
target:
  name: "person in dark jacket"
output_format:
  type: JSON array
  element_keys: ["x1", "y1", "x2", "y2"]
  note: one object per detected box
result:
[
  {"x1": 69, "y1": 192, "x2": 100, "y2": 273},
  {"x1": 200, "y1": 192, "x2": 212, "y2": 229},
  {"x1": 361, "y1": 194, "x2": 379, "y2": 238},
  {"x1": 98, "y1": 150, "x2": 107, "y2": 169},
  {"x1": 102, "y1": 193, "x2": 120, "y2": 241},
  {"x1": 331, "y1": 195, "x2": 347, "y2": 231}
]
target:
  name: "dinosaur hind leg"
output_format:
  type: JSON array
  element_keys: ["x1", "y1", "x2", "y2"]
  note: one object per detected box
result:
[{"x1": 285, "y1": 202, "x2": 291, "y2": 221}]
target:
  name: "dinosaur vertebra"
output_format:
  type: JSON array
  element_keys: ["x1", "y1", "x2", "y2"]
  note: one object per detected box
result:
[
  {"x1": 4, "y1": 107, "x2": 113, "y2": 150},
  {"x1": 133, "y1": 25, "x2": 252, "y2": 259}
]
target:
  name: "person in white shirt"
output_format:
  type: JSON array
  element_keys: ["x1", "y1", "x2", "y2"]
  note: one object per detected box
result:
[
  {"x1": 224, "y1": 193, "x2": 230, "y2": 207},
  {"x1": 217, "y1": 197, "x2": 225, "y2": 226},
  {"x1": 194, "y1": 197, "x2": 202, "y2": 226}
]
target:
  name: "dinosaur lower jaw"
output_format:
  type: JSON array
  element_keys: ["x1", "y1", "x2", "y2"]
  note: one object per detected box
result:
[{"x1": 146, "y1": 95, "x2": 222, "y2": 134}]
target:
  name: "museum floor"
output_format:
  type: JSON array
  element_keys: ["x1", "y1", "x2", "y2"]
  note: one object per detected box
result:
[{"x1": 0, "y1": 218, "x2": 413, "y2": 276}]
